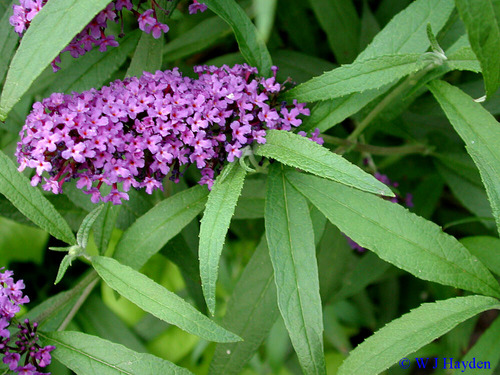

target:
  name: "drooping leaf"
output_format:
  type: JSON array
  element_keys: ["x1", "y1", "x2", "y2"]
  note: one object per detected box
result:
[
  {"x1": 210, "y1": 237, "x2": 279, "y2": 374},
  {"x1": 338, "y1": 296, "x2": 500, "y2": 375},
  {"x1": 254, "y1": 130, "x2": 393, "y2": 197},
  {"x1": 113, "y1": 186, "x2": 208, "y2": 270},
  {"x1": 40, "y1": 331, "x2": 192, "y2": 375},
  {"x1": 0, "y1": 0, "x2": 111, "y2": 120},
  {"x1": 287, "y1": 171, "x2": 500, "y2": 298},
  {"x1": 92, "y1": 256, "x2": 241, "y2": 343},
  {"x1": 429, "y1": 80, "x2": 500, "y2": 235},
  {"x1": 455, "y1": 0, "x2": 500, "y2": 97},
  {"x1": 285, "y1": 54, "x2": 426, "y2": 102},
  {"x1": 126, "y1": 31, "x2": 163, "y2": 78},
  {"x1": 265, "y1": 165, "x2": 326, "y2": 375},
  {"x1": 199, "y1": 162, "x2": 247, "y2": 315},
  {"x1": 0, "y1": 150, "x2": 75, "y2": 245},
  {"x1": 201, "y1": 0, "x2": 273, "y2": 76},
  {"x1": 54, "y1": 254, "x2": 74, "y2": 285}
]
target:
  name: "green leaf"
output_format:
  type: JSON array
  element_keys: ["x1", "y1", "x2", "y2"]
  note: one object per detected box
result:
[
  {"x1": 461, "y1": 236, "x2": 500, "y2": 277},
  {"x1": 202, "y1": 0, "x2": 273, "y2": 76},
  {"x1": 286, "y1": 171, "x2": 500, "y2": 298},
  {"x1": 429, "y1": 80, "x2": 500, "y2": 235},
  {"x1": 0, "y1": 1, "x2": 18, "y2": 85},
  {"x1": 272, "y1": 50, "x2": 336, "y2": 84},
  {"x1": 254, "y1": 130, "x2": 393, "y2": 197},
  {"x1": 309, "y1": 0, "x2": 360, "y2": 64},
  {"x1": 233, "y1": 177, "x2": 266, "y2": 219},
  {"x1": 45, "y1": 31, "x2": 140, "y2": 95},
  {"x1": 0, "y1": 150, "x2": 75, "y2": 245},
  {"x1": 40, "y1": 331, "x2": 192, "y2": 375},
  {"x1": 77, "y1": 205, "x2": 104, "y2": 249},
  {"x1": 210, "y1": 237, "x2": 279, "y2": 374},
  {"x1": 265, "y1": 165, "x2": 326, "y2": 375},
  {"x1": 92, "y1": 256, "x2": 241, "y2": 343},
  {"x1": 113, "y1": 186, "x2": 208, "y2": 270},
  {"x1": 460, "y1": 314, "x2": 500, "y2": 374},
  {"x1": 338, "y1": 295, "x2": 500, "y2": 375},
  {"x1": 199, "y1": 162, "x2": 247, "y2": 315},
  {"x1": 446, "y1": 46, "x2": 482, "y2": 73},
  {"x1": 126, "y1": 32, "x2": 163, "y2": 78},
  {"x1": 0, "y1": 0, "x2": 111, "y2": 120},
  {"x1": 54, "y1": 254, "x2": 73, "y2": 285},
  {"x1": 254, "y1": 0, "x2": 277, "y2": 43},
  {"x1": 455, "y1": 0, "x2": 500, "y2": 97},
  {"x1": 285, "y1": 54, "x2": 426, "y2": 102},
  {"x1": 93, "y1": 203, "x2": 121, "y2": 254}
]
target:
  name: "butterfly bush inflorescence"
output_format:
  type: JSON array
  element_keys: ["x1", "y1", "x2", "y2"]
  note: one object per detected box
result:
[{"x1": 16, "y1": 64, "x2": 313, "y2": 204}]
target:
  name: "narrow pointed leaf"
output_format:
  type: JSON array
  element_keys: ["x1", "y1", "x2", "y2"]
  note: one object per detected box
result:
[
  {"x1": 265, "y1": 165, "x2": 325, "y2": 375},
  {"x1": 40, "y1": 331, "x2": 192, "y2": 375},
  {"x1": 54, "y1": 254, "x2": 73, "y2": 285},
  {"x1": 201, "y1": 0, "x2": 272, "y2": 76},
  {"x1": 287, "y1": 171, "x2": 500, "y2": 298},
  {"x1": 0, "y1": 1, "x2": 18, "y2": 85},
  {"x1": 429, "y1": 80, "x2": 500, "y2": 235},
  {"x1": 93, "y1": 203, "x2": 121, "y2": 254},
  {"x1": 455, "y1": 0, "x2": 500, "y2": 97},
  {"x1": 113, "y1": 186, "x2": 208, "y2": 270},
  {"x1": 199, "y1": 162, "x2": 247, "y2": 315},
  {"x1": 77, "y1": 205, "x2": 104, "y2": 249},
  {"x1": 0, "y1": 0, "x2": 111, "y2": 120},
  {"x1": 210, "y1": 237, "x2": 279, "y2": 374},
  {"x1": 126, "y1": 31, "x2": 163, "y2": 78},
  {"x1": 92, "y1": 256, "x2": 241, "y2": 343},
  {"x1": 338, "y1": 296, "x2": 500, "y2": 375},
  {"x1": 0, "y1": 150, "x2": 75, "y2": 245},
  {"x1": 255, "y1": 130, "x2": 393, "y2": 197},
  {"x1": 285, "y1": 54, "x2": 426, "y2": 102}
]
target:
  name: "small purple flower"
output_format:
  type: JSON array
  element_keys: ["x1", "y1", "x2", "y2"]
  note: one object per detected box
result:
[{"x1": 189, "y1": 0, "x2": 208, "y2": 14}]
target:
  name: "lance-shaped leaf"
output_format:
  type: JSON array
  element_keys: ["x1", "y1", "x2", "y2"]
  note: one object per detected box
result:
[
  {"x1": 455, "y1": 0, "x2": 500, "y2": 97},
  {"x1": 93, "y1": 203, "x2": 121, "y2": 254},
  {"x1": 255, "y1": 130, "x2": 393, "y2": 197},
  {"x1": 92, "y1": 256, "x2": 241, "y2": 343},
  {"x1": 338, "y1": 296, "x2": 500, "y2": 375},
  {"x1": 201, "y1": 0, "x2": 272, "y2": 76},
  {"x1": 210, "y1": 237, "x2": 279, "y2": 374},
  {"x1": 77, "y1": 205, "x2": 104, "y2": 249},
  {"x1": 40, "y1": 331, "x2": 192, "y2": 375},
  {"x1": 113, "y1": 186, "x2": 208, "y2": 270},
  {"x1": 199, "y1": 162, "x2": 247, "y2": 315},
  {"x1": 126, "y1": 31, "x2": 163, "y2": 78},
  {"x1": 284, "y1": 53, "x2": 426, "y2": 102},
  {"x1": 429, "y1": 80, "x2": 500, "y2": 235},
  {"x1": 0, "y1": 1, "x2": 18, "y2": 85},
  {"x1": 0, "y1": 150, "x2": 75, "y2": 245},
  {"x1": 286, "y1": 171, "x2": 500, "y2": 298},
  {"x1": 0, "y1": 0, "x2": 111, "y2": 120},
  {"x1": 265, "y1": 165, "x2": 326, "y2": 375}
]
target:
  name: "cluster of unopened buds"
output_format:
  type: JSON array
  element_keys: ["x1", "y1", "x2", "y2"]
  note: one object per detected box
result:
[
  {"x1": 0, "y1": 269, "x2": 55, "y2": 374},
  {"x1": 346, "y1": 173, "x2": 413, "y2": 252},
  {"x1": 9, "y1": 0, "x2": 207, "y2": 72},
  {"x1": 16, "y1": 64, "x2": 315, "y2": 204}
]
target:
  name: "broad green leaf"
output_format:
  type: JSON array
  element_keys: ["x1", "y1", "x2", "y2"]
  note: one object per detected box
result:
[
  {"x1": 286, "y1": 171, "x2": 500, "y2": 298},
  {"x1": 309, "y1": 0, "x2": 360, "y2": 64},
  {"x1": 40, "y1": 331, "x2": 192, "y2": 375},
  {"x1": 199, "y1": 162, "x2": 247, "y2": 315},
  {"x1": 429, "y1": 80, "x2": 500, "y2": 235},
  {"x1": 460, "y1": 315, "x2": 500, "y2": 374},
  {"x1": 455, "y1": 0, "x2": 500, "y2": 97},
  {"x1": 461, "y1": 236, "x2": 500, "y2": 277},
  {"x1": 202, "y1": 0, "x2": 273, "y2": 76},
  {"x1": 254, "y1": 130, "x2": 393, "y2": 197},
  {"x1": 265, "y1": 165, "x2": 325, "y2": 375},
  {"x1": 126, "y1": 32, "x2": 163, "y2": 78},
  {"x1": 0, "y1": 150, "x2": 75, "y2": 245},
  {"x1": 210, "y1": 237, "x2": 279, "y2": 374},
  {"x1": 113, "y1": 186, "x2": 207, "y2": 270},
  {"x1": 163, "y1": 16, "x2": 231, "y2": 62},
  {"x1": 0, "y1": 0, "x2": 111, "y2": 120},
  {"x1": 92, "y1": 256, "x2": 241, "y2": 343},
  {"x1": 254, "y1": 0, "x2": 277, "y2": 43},
  {"x1": 93, "y1": 203, "x2": 121, "y2": 254},
  {"x1": 338, "y1": 295, "x2": 500, "y2": 375},
  {"x1": 0, "y1": 1, "x2": 17, "y2": 85},
  {"x1": 45, "y1": 31, "x2": 140, "y2": 95},
  {"x1": 77, "y1": 205, "x2": 104, "y2": 249},
  {"x1": 285, "y1": 54, "x2": 425, "y2": 102},
  {"x1": 446, "y1": 46, "x2": 481, "y2": 73}
]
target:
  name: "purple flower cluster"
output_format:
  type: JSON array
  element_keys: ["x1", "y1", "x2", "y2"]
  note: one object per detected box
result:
[
  {"x1": 10, "y1": 0, "x2": 206, "y2": 72},
  {"x1": 16, "y1": 64, "x2": 310, "y2": 204},
  {"x1": 346, "y1": 173, "x2": 413, "y2": 252},
  {"x1": 0, "y1": 269, "x2": 55, "y2": 374}
]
